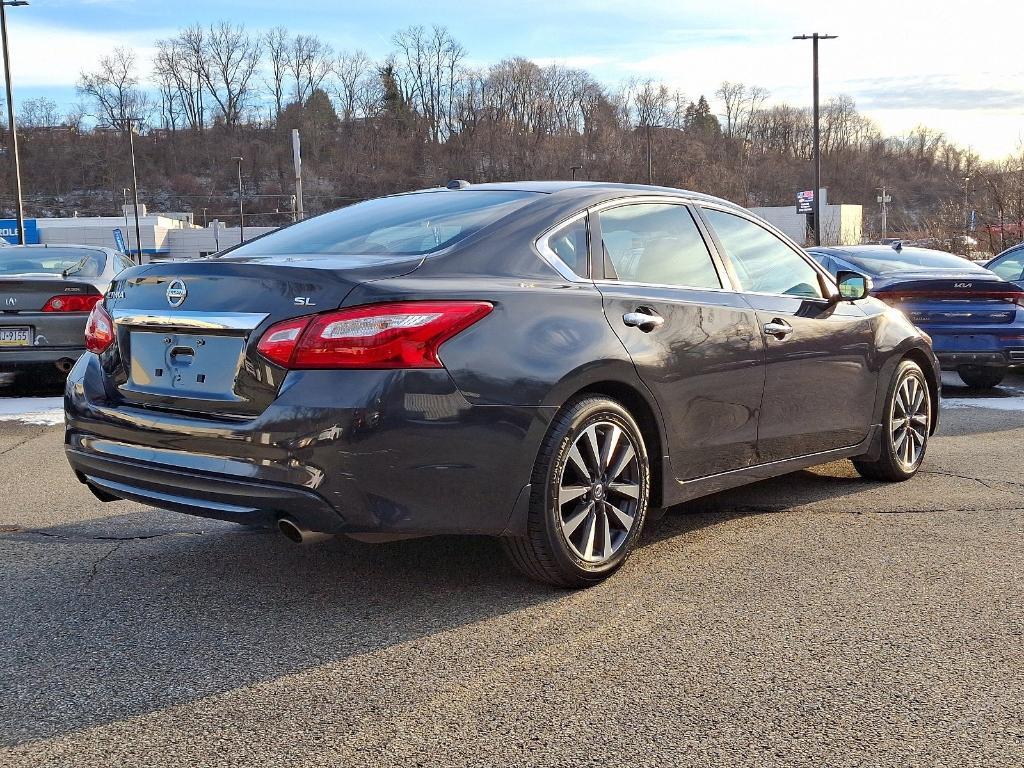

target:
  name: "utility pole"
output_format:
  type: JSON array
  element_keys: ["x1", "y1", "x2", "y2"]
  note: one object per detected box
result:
[
  {"x1": 964, "y1": 176, "x2": 972, "y2": 256},
  {"x1": 291, "y1": 129, "x2": 304, "y2": 220},
  {"x1": 876, "y1": 185, "x2": 891, "y2": 240},
  {"x1": 232, "y1": 156, "x2": 244, "y2": 244},
  {"x1": 793, "y1": 32, "x2": 837, "y2": 246},
  {"x1": 646, "y1": 124, "x2": 653, "y2": 185},
  {"x1": 127, "y1": 119, "x2": 142, "y2": 263},
  {"x1": 571, "y1": 165, "x2": 583, "y2": 181},
  {"x1": 1, "y1": 1, "x2": 28, "y2": 245}
]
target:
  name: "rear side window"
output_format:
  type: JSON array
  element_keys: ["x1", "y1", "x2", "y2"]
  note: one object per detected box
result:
[
  {"x1": 703, "y1": 208, "x2": 823, "y2": 298},
  {"x1": 232, "y1": 190, "x2": 538, "y2": 257},
  {"x1": 598, "y1": 203, "x2": 721, "y2": 289},
  {"x1": 990, "y1": 252, "x2": 1024, "y2": 282},
  {"x1": 547, "y1": 216, "x2": 589, "y2": 277}
]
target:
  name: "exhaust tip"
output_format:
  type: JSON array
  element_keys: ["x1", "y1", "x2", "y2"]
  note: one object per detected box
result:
[
  {"x1": 277, "y1": 516, "x2": 334, "y2": 545},
  {"x1": 56, "y1": 358, "x2": 75, "y2": 374},
  {"x1": 278, "y1": 517, "x2": 304, "y2": 544}
]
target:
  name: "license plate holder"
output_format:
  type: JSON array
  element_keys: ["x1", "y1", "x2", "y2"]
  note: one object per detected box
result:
[
  {"x1": 0, "y1": 326, "x2": 32, "y2": 347},
  {"x1": 127, "y1": 331, "x2": 245, "y2": 399}
]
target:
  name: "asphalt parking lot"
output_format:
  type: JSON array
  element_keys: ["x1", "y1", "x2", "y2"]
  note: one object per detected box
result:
[{"x1": 1, "y1": 373, "x2": 1022, "y2": 767}]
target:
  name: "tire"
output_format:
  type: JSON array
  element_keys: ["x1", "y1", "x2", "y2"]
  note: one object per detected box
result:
[
  {"x1": 853, "y1": 359, "x2": 931, "y2": 482},
  {"x1": 957, "y1": 365, "x2": 1006, "y2": 389},
  {"x1": 503, "y1": 396, "x2": 651, "y2": 588}
]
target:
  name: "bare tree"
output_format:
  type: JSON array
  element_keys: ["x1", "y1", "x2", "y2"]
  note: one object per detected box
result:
[
  {"x1": 392, "y1": 25, "x2": 466, "y2": 142},
  {"x1": 19, "y1": 97, "x2": 62, "y2": 128},
  {"x1": 334, "y1": 49, "x2": 373, "y2": 121},
  {"x1": 288, "y1": 34, "x2": 334, "y2": 105},
  {"x1": 201, "y1": 21, "x2": 262, "y2": 127},
  {"x1": 154, "y1": 25, "x2": 207, "y2": 132},
  {"x1": 264, "y1": 26, "x2": 290, "y2": 117},
  {"x1": 76, "y1": 47, "x2": 151, "y2": 130}
]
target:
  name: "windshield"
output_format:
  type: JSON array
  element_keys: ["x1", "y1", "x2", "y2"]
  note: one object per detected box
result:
[
  {"x1": 842, "y1": 249, "x2": 981, "y2": 274},
  {"x1": 0, "y1": 247, "x2": 105, "y2": 278},
  {"x1": 232, "y1": 190, "x2": 539, "y2": 257}
]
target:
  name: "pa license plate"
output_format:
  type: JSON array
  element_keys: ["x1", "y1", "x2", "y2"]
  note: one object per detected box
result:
[{"x1": 0, "y1": 327, "x2": 31, "y2": 347}]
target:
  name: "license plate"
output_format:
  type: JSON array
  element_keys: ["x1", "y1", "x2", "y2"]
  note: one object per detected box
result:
[{"x1": 0, "y1": 326, "x2": 31, "y2": 347}]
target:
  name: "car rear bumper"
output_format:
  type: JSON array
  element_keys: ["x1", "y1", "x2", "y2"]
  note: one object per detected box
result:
[
  {"x1": 0, "y1": 347, "x2": 83, "y2": 369},
  {"x1": 934, "y1": 350, "x2": 1019, "y2": 369},
  {"x1": 64, "y1": 352, "x2": 551, "y2": 536}
]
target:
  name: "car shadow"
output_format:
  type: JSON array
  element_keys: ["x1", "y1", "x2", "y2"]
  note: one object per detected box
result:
[{"x1": 0, "y1": 454, "x2": 989, "y2": 746}]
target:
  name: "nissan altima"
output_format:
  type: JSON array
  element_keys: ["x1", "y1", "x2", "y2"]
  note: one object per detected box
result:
[{"x1": 64, "y1": 182, "x2": 939, "y2": 587}]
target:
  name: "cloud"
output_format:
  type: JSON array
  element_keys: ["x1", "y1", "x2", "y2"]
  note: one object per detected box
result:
[
  {"x1": 6, "y1": 20, "x2": 165, "y2": 88},
  {"x1": 846, "y1": 75, "x2": 1024, "y2": 111}
]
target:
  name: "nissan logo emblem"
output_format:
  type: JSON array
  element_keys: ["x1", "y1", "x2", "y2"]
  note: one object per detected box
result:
[{"x1": 166, "y1": 279, "x2": 187, "y2": 308}]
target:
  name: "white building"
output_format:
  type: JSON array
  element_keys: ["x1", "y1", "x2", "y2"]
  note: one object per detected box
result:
[
  {"x1": 750, "y1": 189, "x2": 863, "y2": 246},
  {"x1": 13, "y1": 206, "x2": 278, "y2": 261}
]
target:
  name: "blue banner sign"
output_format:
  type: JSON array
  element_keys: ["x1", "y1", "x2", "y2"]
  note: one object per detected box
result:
[
  {"x1": 0, "y1": 219, "x2": 40, "y2": 245},
  {"x1": 796, "y1": 190, "x2": 814, "y2": 215},
  {"x1": 113, "y1": 228, "x2": 127, "y2": 253}
]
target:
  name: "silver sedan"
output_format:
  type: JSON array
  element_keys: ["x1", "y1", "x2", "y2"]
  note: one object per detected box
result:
[{"x1": 0, "y1": 245, "x2": 134, "y2": 376}]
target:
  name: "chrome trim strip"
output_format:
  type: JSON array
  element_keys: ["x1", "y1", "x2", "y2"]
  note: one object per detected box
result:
[{"x1": 111, "y1": 310, "x2": 269, "y2": 331}]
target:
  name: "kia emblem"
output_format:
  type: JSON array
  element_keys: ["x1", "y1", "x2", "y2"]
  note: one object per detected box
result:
[{"x1": 166, "y1": 279, "x2": 187, "y2": 308}]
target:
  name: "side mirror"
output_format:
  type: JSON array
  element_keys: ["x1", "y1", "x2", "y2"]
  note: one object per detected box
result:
[{"x1": 835, "y1": 270, "x2": 872, "y2": 301}]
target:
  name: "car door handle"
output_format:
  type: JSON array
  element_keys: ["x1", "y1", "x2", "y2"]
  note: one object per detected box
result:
[
  {"x1": 763, "y1": 320, "x2": 794, "y2": 339},
  {"x1": 623, "y1": 310, "x2": 665, "y2": 332}
]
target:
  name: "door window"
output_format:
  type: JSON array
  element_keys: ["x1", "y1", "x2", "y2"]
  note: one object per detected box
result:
[
  {"x1": 703, "y1": 208, "x2": 823, "y2": 298},
  {"x1": 599, "y1": 204, "x2": 721, "y2": 289}
]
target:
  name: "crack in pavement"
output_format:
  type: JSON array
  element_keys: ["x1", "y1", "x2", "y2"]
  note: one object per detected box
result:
[
  {"x1": 920, "y1": 469, "x2": 1024, "y2": 496},
  {"x1": 0, "y1": 428, "x2": 48, "y2": 457},
  {"x1": 85, "y1": 542, "x2": 122, "y2": 585},
  {"x1": 0, "y1": 528, "x2": 216, "y2": 543}
]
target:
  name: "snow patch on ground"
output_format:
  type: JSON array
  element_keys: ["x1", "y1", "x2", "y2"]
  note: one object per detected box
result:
[
  {"x1": 942, "y1": 396, "x2": 1024, "y2": 412},
  {"x1": 0, "y1": 397, "x2": 65, "y2": 426}
]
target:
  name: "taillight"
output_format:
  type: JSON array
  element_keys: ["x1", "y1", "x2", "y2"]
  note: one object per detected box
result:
[
  {"x1": 257, "y1": 301, "x2": 493, "y2": 369},
  {"x1": 42, "y1": 294, "x2": 102, "y2": 312},
  {"x1": 84, "y1": 303, "x2": 115, "y2": 354}
]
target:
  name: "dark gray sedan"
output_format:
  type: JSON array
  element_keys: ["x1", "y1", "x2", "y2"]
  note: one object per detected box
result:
[{"x1": 0, "y1": 245, "x2": 134, "y2": 375}]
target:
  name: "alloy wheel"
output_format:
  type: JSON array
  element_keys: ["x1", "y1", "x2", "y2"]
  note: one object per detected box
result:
[
  {"x1": 889, "y1": 374, "x2": 929, "y2": 469},
  {"x1": 557, "y1": 421, "x2": 643, "y2": 563}
]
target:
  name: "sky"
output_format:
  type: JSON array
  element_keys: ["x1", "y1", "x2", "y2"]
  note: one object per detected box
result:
[{"x1": 6, "y1": 0, "x2": 1024, "y2": 159}]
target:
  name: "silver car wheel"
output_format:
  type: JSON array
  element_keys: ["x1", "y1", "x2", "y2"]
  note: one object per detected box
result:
[
  {"x1": 557, "y1": 421, "x2": 643, "y2": 564},
  {"x1": 890, "y1": 373, "x2": 929, "y2": 470}
]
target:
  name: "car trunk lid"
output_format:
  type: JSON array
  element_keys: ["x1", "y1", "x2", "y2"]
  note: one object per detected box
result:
[
  {"x1": 104, "y1": 253, "x2": 423, "y2": 417},
  {"x1": 873, "y1": 271, "x2": 1023, "y2": 326},
  {"x1": 0, "y1": 275, "x2": 102, "y2": 313}
]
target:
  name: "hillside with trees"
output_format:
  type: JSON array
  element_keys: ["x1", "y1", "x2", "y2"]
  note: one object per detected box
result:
[{"x1": 2, "y1": 22, "x2": 1021, "y2": 253}]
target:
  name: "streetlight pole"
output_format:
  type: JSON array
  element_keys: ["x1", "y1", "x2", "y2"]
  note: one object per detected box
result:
[
  {"x1": 646, "y1": 123, "x2": 653, "y2": 185},
  {"x1": 571, "y1": 165, "x2": 583, "y2": 181},
  {"x1": 122, "y1": 187, "x2": 131, "y2": 252},
  {"x1": 127, "y1": 119, "x2": 142, "y2": 263},
  {"x1": 793, "y1": 32, "x2": 837, "y2": 246},
  {"x1": 0, "y1": 1, "x2": 28, "y2": 245},
  {"x1": 876, "y1": 185, "x2": 891, "y2": 240},
  {"x1": 232, "y1": 156, "x2": 244, "y2": 244}
]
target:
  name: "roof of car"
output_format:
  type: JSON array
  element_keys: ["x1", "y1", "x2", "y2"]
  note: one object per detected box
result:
[
  {"x1": 403, "y1": 180, "x2": 749, "y2": 213},
  {"x1": 809, "y1": 244, "x2": 962, "y2": 260}
]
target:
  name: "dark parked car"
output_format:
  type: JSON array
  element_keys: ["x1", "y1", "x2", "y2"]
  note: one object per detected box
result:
[
  {"x1": 986, "y1": 244, "x2": 1024, "y2": 290},
  {"x1": 65, "y1": 182, "x2": 939, "y2": 587},
  {"x1": 809, "y1": 244, "x2": 1024, "y2": 388},
  {"x1": 0, "y1": 245, "x2": 134, "y2": 376}
]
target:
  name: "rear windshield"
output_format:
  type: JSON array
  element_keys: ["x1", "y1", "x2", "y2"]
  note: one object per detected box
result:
[
  {"x1": 0, "y1": 247, "x2": 105, "y2": 278},
  {"x1": 232, "y1": 190, "x2": 538, "y2": 257},
  {"x1": 842, "y1": 249, "x2": 981, "y2": 274}
]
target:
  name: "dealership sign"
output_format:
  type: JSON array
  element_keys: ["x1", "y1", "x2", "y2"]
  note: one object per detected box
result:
[
  {"x1": 0, "y1": 219, "x2": 40, "y2": 245},
  {"x1": 796, "y1": 190, "x2": 814, "y2": 215}
]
